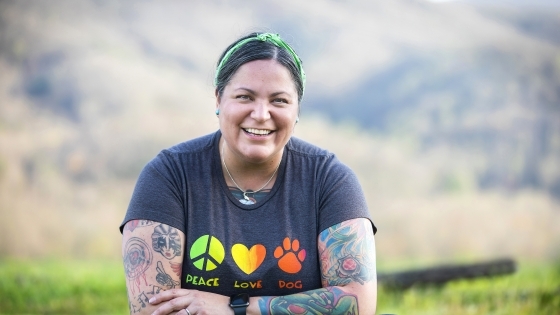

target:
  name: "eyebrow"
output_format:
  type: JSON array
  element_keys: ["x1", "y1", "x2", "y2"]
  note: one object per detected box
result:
[
  {"x1": 270, "y1": 91, "x2": 289, "y2": 98},
  {"x1": 235, "y1": 88, "x2": 291, "y2": 97},
  {"x1": 235, "y1": 87, "x2": 255, "y2": 94}
]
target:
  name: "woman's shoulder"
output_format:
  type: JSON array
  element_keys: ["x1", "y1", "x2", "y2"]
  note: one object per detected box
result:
[
  {"x1": 145, "y1": 132, "x2": 218, "y2": 170},
  {"x1": 287, "y1": 137, "x2": 356, "y2": 175},
  {"x1": 286, "y1": 136, "x2": 332, "y2": 158},
  {"x1": 161, "y1": 131, "x2": 218, "y2": 156}
]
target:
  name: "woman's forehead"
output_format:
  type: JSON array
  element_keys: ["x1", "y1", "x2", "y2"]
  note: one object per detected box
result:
[{"x1": 227, "y1": 60, "x2": 297, "y2": 93}]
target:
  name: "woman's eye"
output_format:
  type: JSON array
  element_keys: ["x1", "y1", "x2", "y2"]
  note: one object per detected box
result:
[
  {"x1": 273, "y1": 98, "x2": 288, "y2": 104},
  {"x1": 236, "y1": 95, "x2": 251, "y2": 100}
]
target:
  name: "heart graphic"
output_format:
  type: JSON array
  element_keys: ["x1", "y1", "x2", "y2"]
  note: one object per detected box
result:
[{"x1": 231, "y1": 244, "x2": 266, "y2": 275}]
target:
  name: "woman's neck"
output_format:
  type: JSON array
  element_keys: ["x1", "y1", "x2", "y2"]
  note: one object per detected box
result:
[{"x1": 220, "y1": 139, "x2": 282, "y2": 192}]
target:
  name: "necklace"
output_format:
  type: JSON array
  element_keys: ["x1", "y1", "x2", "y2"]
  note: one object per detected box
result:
[{"x1": 221, "y1": 144, "x2": 280, "y2": 205}]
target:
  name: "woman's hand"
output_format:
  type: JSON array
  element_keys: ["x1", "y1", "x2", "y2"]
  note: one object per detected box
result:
[{"x1": 149, "y1": 289, "x2": 233, "y2": 315}]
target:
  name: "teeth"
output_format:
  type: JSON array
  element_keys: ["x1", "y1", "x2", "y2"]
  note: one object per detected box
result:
[{"x1": 245, "y1": 128, "x2": 271, "y2": 135}]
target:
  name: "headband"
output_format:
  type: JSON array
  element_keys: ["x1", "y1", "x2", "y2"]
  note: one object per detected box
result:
[{"x1": 214, "y1": 33, "x2": 306, "y2": 96}]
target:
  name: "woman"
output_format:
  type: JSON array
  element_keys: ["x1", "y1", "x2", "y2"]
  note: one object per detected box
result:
[{"x1": 120, "y1": 32, "x2": 377, "y2": 315}]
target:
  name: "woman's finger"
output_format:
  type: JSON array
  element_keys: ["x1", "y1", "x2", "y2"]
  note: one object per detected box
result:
[
  {"x1": 150, "y1": 288, "x2": 193, "y2": 305},
  {"x1": 151, "y1": 295, "x2": 194, "y2": 315}
]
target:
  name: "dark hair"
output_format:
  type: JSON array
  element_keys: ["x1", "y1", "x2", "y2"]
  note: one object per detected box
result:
[{"x1": 215, "y1": 32, "x2": 304, "y2": 103}]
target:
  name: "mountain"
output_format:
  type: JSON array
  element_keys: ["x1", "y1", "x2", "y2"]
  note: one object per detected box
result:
[
  {"x1": 0, "y1": 0, "x2": 557, "y2": 202},
  {"x1": 301, "y1": 0, "x2": 560, "y2": 195},
  {"x1": 0, "y1": 0, "x2": 559, "y2": 259}
]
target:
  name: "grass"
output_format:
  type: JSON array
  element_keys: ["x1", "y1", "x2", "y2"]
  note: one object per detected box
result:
[
  {"x1": 0, "y1": 259, "x2": 558, "y2": 314},
  {"x1": 376, "y1": 260, "x2": 560, "y2": 315},
  {"x1": 0, "y1": 259, "x2": 128, "y2": 314}
]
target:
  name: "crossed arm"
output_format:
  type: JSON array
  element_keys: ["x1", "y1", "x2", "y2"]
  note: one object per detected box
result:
[
  {"x1": 254, "y1": 218, "x2": 377, "y2": 314},
  {"x1": 122, "y1": 220, "x2": 186, "y2": 314},
  {"x1": 122, "y1": 218, "x2": 377, "y2": 315}
]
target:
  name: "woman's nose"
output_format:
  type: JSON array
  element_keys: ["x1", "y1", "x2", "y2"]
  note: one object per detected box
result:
[{"x1": 251, "y1": 99, "x2": 271, "y2": 122}]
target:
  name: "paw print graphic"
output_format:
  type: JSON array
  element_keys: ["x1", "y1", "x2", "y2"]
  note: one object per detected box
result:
[{"x1": 274, "y1": 237, "x2": 306, "y2": 274}]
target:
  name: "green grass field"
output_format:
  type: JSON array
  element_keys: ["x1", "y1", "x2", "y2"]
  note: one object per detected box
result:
[
  {"x1": 0, "y1": 260, "x2": 128, "y2": 314},
  {"x1": 0, "y1": 259, "x2": 558, "y2": 314},
  {"x1": 377, "y1": 260, "x2": 560, "y2": 315}
]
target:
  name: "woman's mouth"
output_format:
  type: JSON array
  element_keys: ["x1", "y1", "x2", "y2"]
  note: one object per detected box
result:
[{"x1": 244, "y1": 128, "x2": 272, "y2": 136}]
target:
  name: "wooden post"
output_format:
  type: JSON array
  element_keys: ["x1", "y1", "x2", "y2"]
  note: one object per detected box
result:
[{"x1": 377, "y1": 258, "x2": 516, "y2": 290}]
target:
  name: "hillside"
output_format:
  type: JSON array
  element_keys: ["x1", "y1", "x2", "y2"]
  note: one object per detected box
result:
[
  {"x1": 301, "y1": 1, "x2": 560, "y2": 196},
  {"x1": 0, "y1": 0, "x2": 559, "y2": 261}
]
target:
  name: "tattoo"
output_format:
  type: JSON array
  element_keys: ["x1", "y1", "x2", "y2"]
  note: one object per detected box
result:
[
  {"x1": 129, "y1": 296, "x2": 139, "y2": 314},
  {"x1": 259, "y1": 287, "x2": 358, "y2": 315},
  {"x1": 125, "y1": 219, "x2": 156, "y2": 232},
  {"x1": 136, "y1": 291, "x2": 150, "y2": 309},
  {"x1": 155, "y1": 261, "x2": 180, "y2": 289},
  {"x1": 123, "y1": 237, "x2": 153, "y2": 294},
  {"x1": 336, "y1": 255, "x2": 367, "y2": 284},
  {"x1": 128, "y1": 286, "x2": 163, "y2": 313},
  {"x1": 152, "y1": 224, "x2": 182, "y2": 259},
  {"x1": 318, "y1": 219, "x2": 375, "y2": 286},
  {"x1": 169, "y1": 261, "x2": 182, "y2": 276}
]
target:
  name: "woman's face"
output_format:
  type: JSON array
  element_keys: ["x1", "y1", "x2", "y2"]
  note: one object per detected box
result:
[{"x1": 217, "y1": 59, "x2": 299, "y2": 165}]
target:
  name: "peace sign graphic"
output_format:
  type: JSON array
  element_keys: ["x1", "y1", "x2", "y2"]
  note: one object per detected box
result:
[{"x1": 189, "y1": 235, "x2": 225, "y2": 271}]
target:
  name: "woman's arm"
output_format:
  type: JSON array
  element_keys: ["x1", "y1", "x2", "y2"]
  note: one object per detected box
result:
[
  {"x1": 253, "y1": 217, "x2": 377, "y2": 314},
  {"x1": 150, "y1": 218, "x2": 376, "y2": 315},
  {"x1": 122, "y1": 220, "x2": 185, "y2": 315}
]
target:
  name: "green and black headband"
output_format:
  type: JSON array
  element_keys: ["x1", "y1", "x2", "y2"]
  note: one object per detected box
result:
[{"x1": 214, "y1": 33, "x2": 306, "y2": 95}]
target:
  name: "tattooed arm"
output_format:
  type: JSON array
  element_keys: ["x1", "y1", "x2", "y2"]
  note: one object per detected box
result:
[
  {"x1": 251, "y1": 218, "x2": 376, "y2": 315},
  {"x1": 122, "y1": 220, "x2": 185, "y2": 315}
]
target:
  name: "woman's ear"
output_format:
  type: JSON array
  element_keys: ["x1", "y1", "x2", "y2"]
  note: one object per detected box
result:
[
  {"x1": 215, "y1": 89, "x2": 221, "y2": 103},
  {"x1": 215, "y1": 90, "x2": 221, "y2": 116}
]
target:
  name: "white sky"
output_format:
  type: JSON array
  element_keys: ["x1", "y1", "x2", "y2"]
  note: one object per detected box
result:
[{"x1": 425, "y1": 0, "x2": 560, "y2": 6}]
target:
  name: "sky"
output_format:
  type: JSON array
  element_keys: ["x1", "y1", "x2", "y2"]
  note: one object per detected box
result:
[{"x1": 426, "y1": 0, "x2": 560, "y2": 6}]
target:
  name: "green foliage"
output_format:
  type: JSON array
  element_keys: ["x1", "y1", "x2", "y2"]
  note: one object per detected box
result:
[
  {"x1": 0, "y1": 259, "x2": 128, "y2": 314},
  {"x1": 377, "y1": 261, "x2": 560, "y2": 315}
]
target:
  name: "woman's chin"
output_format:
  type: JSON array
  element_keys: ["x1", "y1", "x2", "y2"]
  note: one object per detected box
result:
[{"x1": 244, "y1": 154, "x2": 273, "y2": 164}]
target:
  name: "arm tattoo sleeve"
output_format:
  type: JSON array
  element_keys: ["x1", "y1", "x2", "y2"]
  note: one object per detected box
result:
[
  {"x1": 123, "y1": 221, "x2": 184, "y2": 314},
  {"x1": 258, "y1": 287, "x2": 358, "y2": 315},
  {"x1": 256, "y1": 220, "x2": 375, "y2": 315},
  {"x1": 123, "y1": 237, "x2": 153, "y2": 295},
  {"x1": 318, "y1": 220, "x2": 376, "y2": 287}
]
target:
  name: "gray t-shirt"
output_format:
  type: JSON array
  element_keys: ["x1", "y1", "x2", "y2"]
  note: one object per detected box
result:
[{"x1": 120, "y1": 131, "x2": 375, "y2": 297}]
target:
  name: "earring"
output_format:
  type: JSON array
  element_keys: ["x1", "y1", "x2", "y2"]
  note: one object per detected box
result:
[
  {"x1": 296, "y1": 117, "x2": 299, "y2": 124},
  {"x1": 215, "y1": 109, "x2": 220, "y2": 116}
]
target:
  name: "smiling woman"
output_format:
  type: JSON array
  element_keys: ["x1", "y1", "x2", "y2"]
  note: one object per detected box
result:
[
  {"x1": 120, "y1": 32, "x2": 377, "y2": 315},
  {"x1": 218, "y1": 59, "x2": 298, "y2": 181}
]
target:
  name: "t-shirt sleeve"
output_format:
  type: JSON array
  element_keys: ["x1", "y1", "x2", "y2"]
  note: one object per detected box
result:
[
  {"x1": 317, "y1": 155, "x2": 377, "y2": 234},
  {"x1": 119, "y1": 151, "x2": 186, "y2": 234}
]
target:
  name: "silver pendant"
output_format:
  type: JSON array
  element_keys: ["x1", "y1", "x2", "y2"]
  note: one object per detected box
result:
[
  {"x1": 239, "y1": 192, "x2": 256, "y2": 205},
  {"x1": 239, "y1": 198, "x2": 255, "y2": 205}
]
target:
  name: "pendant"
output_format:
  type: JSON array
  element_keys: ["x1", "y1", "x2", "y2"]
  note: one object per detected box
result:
[
  {"x1": 239, "y1": 192, "x2": 256, "y2": 205},
  {"x1": 239, "y1": 198, "x2": 255, "y2": 205}
]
